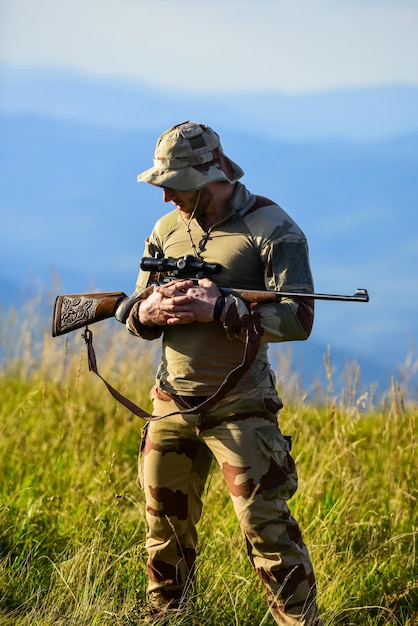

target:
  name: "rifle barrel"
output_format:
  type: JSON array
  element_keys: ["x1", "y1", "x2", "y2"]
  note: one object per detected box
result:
[{"x1": 219, "y1": 287, "x2": 369, "y2": 303}]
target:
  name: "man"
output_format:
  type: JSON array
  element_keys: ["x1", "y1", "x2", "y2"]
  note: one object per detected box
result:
[{"x1": 127, "y1": 121, "x2": 323, "y2": 625}]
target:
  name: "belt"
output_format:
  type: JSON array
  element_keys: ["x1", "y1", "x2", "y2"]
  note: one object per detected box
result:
[{"x1": 177, "y1": 395, "x2": 209, "y2": 408}]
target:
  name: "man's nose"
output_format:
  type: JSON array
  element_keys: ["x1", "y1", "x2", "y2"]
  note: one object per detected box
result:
[{"x1": 163, "y1": 189, "x2": 175, "y2": 203}]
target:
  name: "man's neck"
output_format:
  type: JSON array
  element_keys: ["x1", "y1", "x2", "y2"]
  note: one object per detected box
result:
[{"x1": 199, "y1": 182, "x2": 236, "y2": 226}]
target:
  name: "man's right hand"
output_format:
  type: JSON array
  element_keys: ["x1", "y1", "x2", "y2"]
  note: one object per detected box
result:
[
  {"x1": 134, "y1": 278, "x2": 223, "y2": 326},
  {"x1": 137, "y1": 279, "x2": 198, "y2": 326}
]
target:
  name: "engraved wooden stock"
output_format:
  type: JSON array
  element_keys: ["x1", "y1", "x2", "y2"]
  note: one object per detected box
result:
[{"x1": 52, "y1": 292, "x2": 127, "y2": 337}]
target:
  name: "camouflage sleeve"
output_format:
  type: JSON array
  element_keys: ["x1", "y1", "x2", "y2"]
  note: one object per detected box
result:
[
  {"x1": 125, "y1": 234, "x2": 164, "y2": 341},
  {"x1": 134, "y1": 236, "x2": 161, "y2": 292},
  {"x1": 258, "y1": 226, "x2": 314, "y2": 343}
]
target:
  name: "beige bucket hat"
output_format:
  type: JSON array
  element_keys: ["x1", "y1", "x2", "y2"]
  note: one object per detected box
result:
[{"x1": 137, "y1": 121, "x2": 244, "y2": 191}]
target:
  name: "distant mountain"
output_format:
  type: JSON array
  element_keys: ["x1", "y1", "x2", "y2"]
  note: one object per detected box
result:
[
  {"x1": 1, "y1": 70, "x2": 417, "y2": 399},
  {"x1": 1, "y1": 65, "x2": 418, "y2": 140}
]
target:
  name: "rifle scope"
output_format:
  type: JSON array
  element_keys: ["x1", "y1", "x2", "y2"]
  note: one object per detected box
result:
[{"x1": 140, "y1": 255, "x2": 222, "y2": 277}]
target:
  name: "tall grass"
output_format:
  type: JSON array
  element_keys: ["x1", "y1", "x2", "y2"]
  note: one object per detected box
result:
[{"x1": 0, "y1": 296, "x2": 417, "y2": 625}]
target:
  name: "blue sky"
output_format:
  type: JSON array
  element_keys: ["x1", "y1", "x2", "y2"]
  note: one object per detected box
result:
[{"x1": 1, "y1": 0, "x2": 418, "y2": 94}]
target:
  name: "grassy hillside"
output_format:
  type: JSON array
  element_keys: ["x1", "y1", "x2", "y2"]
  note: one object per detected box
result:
[{"x1": 0, "y1": 304, "x2": 417, "y2": 625}]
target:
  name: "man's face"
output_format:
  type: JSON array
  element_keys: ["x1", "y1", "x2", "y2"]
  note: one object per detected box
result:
[{"x1": 162, "y1": 187, "x2": 212, "y2": 216}]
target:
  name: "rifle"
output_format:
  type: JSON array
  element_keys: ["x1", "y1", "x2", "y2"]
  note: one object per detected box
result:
[
  {"x1": 51, "y1": 255, "x2": 369, "y2": 420},
  {"x1": 52, "y1": 255, "x2": 369, "y2": 337}
]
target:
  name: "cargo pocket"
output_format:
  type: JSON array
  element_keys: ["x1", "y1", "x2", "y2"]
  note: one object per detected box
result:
[
  {"x1": 137, "y1": 422, "x2": 149, "y2": 489},
  {"x1": 255, "y1": 426, "x2": 298, "y2": 500}
]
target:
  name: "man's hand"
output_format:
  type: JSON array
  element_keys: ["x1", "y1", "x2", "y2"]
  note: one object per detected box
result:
[{"x1": 138, "y1": 278, "x2": 222, "y2": 326}]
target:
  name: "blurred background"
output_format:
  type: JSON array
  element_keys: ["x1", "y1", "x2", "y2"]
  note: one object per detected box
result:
[{"x1": 1, "y1": 0, "x2": 418, "y2": 398}]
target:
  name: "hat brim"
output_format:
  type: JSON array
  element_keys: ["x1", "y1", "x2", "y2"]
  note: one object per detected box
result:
[{"x1": 137, "y1": 160, "x2": 244, "y2": 192}]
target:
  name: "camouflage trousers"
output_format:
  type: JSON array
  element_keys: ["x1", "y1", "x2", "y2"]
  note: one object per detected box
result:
[{"x1": 138, "y1": 386, "x2": 323, "y2": 625}]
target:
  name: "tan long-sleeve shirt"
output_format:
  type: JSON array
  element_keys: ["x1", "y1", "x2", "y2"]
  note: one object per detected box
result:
[{"x1": 131, "y1": 183, "x2": 314, "y2": 396}]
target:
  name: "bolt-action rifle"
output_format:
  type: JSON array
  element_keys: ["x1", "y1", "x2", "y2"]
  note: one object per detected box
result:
[
  {"x1": 51, "y1": 255, "x2": 369, "y2": 420},
  {"x1": 52, "y1": 255, "x2": 369, "y2": 337}
]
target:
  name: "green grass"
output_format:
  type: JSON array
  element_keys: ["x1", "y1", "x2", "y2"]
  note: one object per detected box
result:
[{"x1": 0, "y1": 301, "x2": 417, "y2": 625}]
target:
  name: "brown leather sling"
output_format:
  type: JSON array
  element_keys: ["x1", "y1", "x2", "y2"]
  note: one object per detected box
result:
[{"x1": 82, "y1": 302, "x2": 262, "y2": 421}]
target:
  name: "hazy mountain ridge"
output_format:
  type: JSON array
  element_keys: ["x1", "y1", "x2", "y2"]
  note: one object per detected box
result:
[{"x1": 2, "y1": 65, "x2": 418, "y2": 140}]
